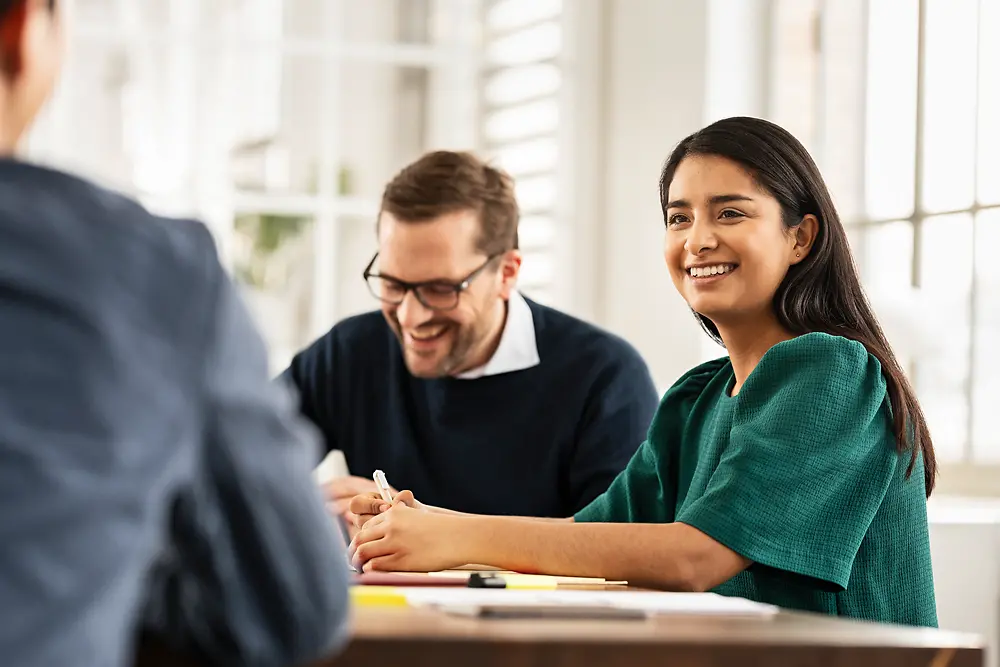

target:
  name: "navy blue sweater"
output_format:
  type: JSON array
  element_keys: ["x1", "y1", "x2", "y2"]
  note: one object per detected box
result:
[{"x1": 284, "y1": 300, "x2": 659, "y2": 517}]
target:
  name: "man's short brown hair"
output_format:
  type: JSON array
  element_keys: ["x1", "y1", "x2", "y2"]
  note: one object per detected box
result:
[{"x1": 379, "y1": 151, "x2": 519, "y2": 255}]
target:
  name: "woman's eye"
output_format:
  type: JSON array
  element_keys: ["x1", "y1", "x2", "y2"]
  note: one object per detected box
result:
[
  {"x1": 720, "y1": 209, "x2": 745, "y2": 219},
  {"x1": 667, "y1": 213, "x2": 690, "y2": 226}
]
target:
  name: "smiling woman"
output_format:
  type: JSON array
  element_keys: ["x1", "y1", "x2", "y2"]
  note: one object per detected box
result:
[
  {"x1": 659, "y1": 118, "x2": 935, "y2": 488},
  {"x1": 347, "y1": 116, "x2": 939, "y2": 628}
]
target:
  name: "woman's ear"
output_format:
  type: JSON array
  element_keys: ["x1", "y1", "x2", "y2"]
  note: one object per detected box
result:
[{"x1": 790, "y1": 214, "x2": 819, "y2": 264}]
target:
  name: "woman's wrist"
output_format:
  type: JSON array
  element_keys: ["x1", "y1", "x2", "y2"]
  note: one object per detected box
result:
[
  {"x1": 425, "y1": 503, "x2": 461, "y2": 516},
  {"x1": 454, "y1": 515, "x2": 502, "y2": 568}
]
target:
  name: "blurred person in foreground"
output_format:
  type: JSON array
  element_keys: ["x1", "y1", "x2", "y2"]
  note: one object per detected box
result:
[
  {"x1": 0, "y1": 2, "x2": 349, "y2": 666},
  {"x1": 282, "y1": 150, "x2": 659, "y2": 530}
]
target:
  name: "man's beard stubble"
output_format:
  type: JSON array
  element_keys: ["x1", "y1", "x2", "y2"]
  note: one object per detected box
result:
[{"x1": 389, "y1": 315, "x2": 483, "y2": 378}]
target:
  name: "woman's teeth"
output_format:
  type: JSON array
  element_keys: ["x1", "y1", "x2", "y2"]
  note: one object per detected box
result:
[{"x1": 688, "y1": 264, "x2": 736, "y2": 277}]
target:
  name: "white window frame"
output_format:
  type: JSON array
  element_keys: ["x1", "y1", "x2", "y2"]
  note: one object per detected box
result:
[
  {"x1": 772, "y1": 0, "x2": 1000, "y2": 493},
  {"x1": 478, "y1": 0, "x2": 567, "y2": 308}
]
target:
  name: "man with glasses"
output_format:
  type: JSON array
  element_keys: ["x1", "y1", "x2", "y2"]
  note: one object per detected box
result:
[{"x1": 282, "y1": 151, "x2": 658, "y2": 528}]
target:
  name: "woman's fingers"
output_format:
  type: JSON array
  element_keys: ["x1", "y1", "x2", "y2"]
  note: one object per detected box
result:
[
  {"x1": 362, "y1": 555, "x2": 398, "y2": 572},
  {"x1": 354, "y1": 537, "x2": 395, "y2": 564}
]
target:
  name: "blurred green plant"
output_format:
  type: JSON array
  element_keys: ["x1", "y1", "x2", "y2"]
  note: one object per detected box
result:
[
  {"x1": 233, "y1": 213, "x2": 309, "y2": 288},
  {"x1": 233, "y1": 161, "x2": 355, "y2": 288}
]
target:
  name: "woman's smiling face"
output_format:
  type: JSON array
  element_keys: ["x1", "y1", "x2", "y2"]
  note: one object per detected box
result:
[{"x1": 663, "y1": 154, "x2": 805, "y2": 326}]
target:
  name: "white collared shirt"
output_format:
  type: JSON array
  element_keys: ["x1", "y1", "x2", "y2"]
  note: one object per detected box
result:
[{"x1": 454, "y1": 291, "x2": 540, "y2": 379}]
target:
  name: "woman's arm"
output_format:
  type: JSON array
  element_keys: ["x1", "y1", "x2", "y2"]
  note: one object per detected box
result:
[
  {"x1": 351, "y1": 508, "x2": 748, "y2": 591},
  {"x1": 350, "y1": 492, "x2": 574, "y2": 525}
]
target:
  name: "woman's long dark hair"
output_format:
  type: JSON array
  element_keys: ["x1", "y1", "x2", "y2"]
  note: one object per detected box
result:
[{"x1": 660, "y1": 116, "x2": 936, "y2": 496}]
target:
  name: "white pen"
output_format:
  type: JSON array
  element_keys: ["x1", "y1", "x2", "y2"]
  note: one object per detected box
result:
[{"x1": 373, "y1": 469, "x2": 394, "y2": 504}]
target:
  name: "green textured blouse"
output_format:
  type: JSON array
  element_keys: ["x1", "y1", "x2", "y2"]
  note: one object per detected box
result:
[{"x1": 576, "y1": 333, "x2": 937, "y2": 626}]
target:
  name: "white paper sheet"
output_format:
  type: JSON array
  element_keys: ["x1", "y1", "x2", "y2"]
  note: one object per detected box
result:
[
  {"x1": 425, "y1": 571, "x2": 627, "y2": 587},
  {"x1": 314, "y1": 449, "x2": 349, "y2": 483},
  {"x1": 402, "y1": 587, "x2": 779, "y2": 616}
]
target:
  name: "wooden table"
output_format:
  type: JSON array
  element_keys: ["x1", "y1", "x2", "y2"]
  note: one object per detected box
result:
[
  {"x1": 324, "y1": 603, "x2": 983, "y2": 667},
  {"x1": 139, "y1": 597, "x2": 984, "y2": 667}
]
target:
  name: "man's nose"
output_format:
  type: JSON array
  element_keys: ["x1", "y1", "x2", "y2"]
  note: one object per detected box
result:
[{"x1": 395, "y1": 290, "x2": 433, "y2": 329}]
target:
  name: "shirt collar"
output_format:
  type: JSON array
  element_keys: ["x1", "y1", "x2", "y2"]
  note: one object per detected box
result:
[{"x1": 454, "y1": 291, "x2": 540, "y2": 379}]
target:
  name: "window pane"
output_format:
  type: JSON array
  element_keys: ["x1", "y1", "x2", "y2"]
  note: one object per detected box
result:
[
  {"x1": 72, "y1": 0, "x2": 116, "y2": 24},
  {"x1": 518, "y1": 215, "x2": 557, "y2": 250},
  {"x1": 489, "y1": 138, "x2": 559, "y2": 175},
  {"x1": 483, "y1": 1, "x2": 563, "y2": 305},
  {"x1": 486, "y1": 22, "x2": 561, "y2": 66},
  {"x1": 227, "y1": 53, "x2": 327, "y2": 196},
  {"x1": 37, "y1": 38, "x2": 134, "y2": 192},
  {"x1": 487, "y1": 0, "x2": 562, "y2": 32},
  {"x1": 861, "y1": 221, "x2": 913, "y2": 295},
  {"x1": 513, "y1": 175, "x2": 557, "y2": 211},
  {"x1": 484, "y1": 64, "x2": 561, "y2": 107},
  {"x1": 817, "y1": 0, "x2": 868, "y2": 222},
  {"x1": 972, "y1": 209, "x2": 1000, "y2": 460},
  {"x1": 518, "y1": 252, "x2": 555, "y2": 289},
  {"x1": 865, "y1": 0, "x2": 918, "y2": 220},
  {"x1": 914, "y1": 214, "x2": 974, "y2": 462},
  {"x1": 228, "y1": 57, "x2": 422, "y2": 201},
  {"x1": 484, "y1": 99, "x2": 560, "y2": 143},
  {"x1": 291, "y1": 0, "x2": 421, "y2": 43},
  {"x1": 860, "y1": 221, "x2": 916, "y2": 371},
  {"x1": 768, "y1": 0, "x2": 820, "y2": 152},
  {"x1": 978, "y1": 0, "x2": 1000, "y2": 205},
  {"x1": 283, "y1": 0, "x2": 329, "y2": 40},
  {"x1": 73, "y1": 0, "x2": 198, "y2": 32},
  {"x1": 921, "y1": 0, "x2": 978, "y2": 213}
]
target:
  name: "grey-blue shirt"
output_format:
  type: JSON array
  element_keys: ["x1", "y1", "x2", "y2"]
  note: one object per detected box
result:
[{"x1": 0, "y1": 159, "x2": 349, "y2": 667}]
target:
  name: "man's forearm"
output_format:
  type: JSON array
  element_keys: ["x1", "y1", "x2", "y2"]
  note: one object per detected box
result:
[{"x1": 458, "y1": 517, "x2": 746, "y2": 590}]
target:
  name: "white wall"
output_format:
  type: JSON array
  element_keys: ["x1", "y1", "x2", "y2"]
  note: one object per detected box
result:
[
  {"x1": 588, "y1": 0, "x2": 711, "y2": 392},
  {"x1": 572, "y1": 0, "x2": 773, "y2": 391},
  {"x1": 929, "y1": 500, "x2": 1000, "y2": 667}
]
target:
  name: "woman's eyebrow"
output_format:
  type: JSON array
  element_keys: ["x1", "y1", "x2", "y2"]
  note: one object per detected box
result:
[{"x1": 665, "y1": 194, "x2": 755, "y2": 209}]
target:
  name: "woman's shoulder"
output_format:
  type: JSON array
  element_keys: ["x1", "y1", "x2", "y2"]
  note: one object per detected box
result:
[
  {"x1": 653, "y1": 356, "x2": 731, "y2": 417},
  {"x1": 751, "y1": 332, "x2": 883, "y2": 388},
  {"x1": 767, "y1": 331, "x2": 871, "y2": 365},
  {"x1": 644, "y1": 356, "x2": 731, "y2": 445},
  {"x1": 665, "y1": 333, "x2": 875, "y2": 399},
  {"x1": 663, "y1": 356, "x2": 732, "y2": 402},
  {"x1": 739, "y1": 332, "x2": 889, "y2": 425}
]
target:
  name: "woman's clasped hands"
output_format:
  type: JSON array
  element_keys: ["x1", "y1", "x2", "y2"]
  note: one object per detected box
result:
[{"x1": 347, "y1": 490, "x2": 471, "y2": 573}]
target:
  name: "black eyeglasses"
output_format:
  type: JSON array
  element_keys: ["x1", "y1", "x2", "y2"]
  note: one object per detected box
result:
[{"x1": 362, "y1": 252, "x2": 502, "y2": 311}]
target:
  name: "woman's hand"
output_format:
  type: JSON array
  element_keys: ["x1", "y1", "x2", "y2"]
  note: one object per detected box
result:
[
  {"x1": 349, "y1": 505, "x2": 471, "y2": 573},
  {"x1": 349, "y1": 489, "x2": 423, "y2": 529}
]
